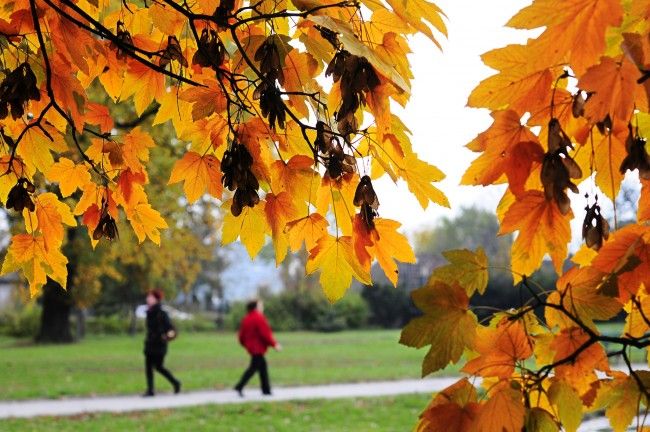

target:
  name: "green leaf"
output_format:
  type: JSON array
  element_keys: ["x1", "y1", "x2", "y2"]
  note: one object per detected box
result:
[
  {"x1": 430, "y1": 248, "x2": 489, "y2": 296},
  {"x1": 399, "y1": 281, "x2": 477, "y2": 376}
]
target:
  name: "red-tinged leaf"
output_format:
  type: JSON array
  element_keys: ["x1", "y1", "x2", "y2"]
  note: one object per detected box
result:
[
  {"x1": 461, "y1": 110, "x2": 543, "y2": 196},
  {"x1": 168, "y1": 152, "x2": 223, "y2": 203},
  {"x1": 84, "y1": 102, "x2": 114, "y2": 132},
  {"x1": 416, "y1": 378, "x2": 480, "y2": 432},
  {"x1": 499, "y1": 191, "x2": 572, "y2": 282}
]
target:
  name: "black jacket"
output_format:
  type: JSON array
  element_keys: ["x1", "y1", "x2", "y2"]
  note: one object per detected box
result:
[{"x1": 144, "y1": 303, "x2": 173, "y2": 355}]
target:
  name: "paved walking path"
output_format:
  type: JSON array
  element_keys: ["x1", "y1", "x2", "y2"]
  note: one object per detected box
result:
[{"x1": 0, "y1": 377, "x2": 460, "y2": 419}]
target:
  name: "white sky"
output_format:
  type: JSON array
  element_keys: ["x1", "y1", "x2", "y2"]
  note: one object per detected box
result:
[{"x1": 374, "y1": 0, "x2": 534, "y2": 233}]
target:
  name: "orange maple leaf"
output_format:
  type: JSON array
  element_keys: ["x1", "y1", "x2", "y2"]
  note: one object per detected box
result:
[
  {"x1": 500, "y1": 190, "x2": 572, "y2": 281},
  {"x1": 168, "y1": 151, "x2": 223, "y2": 203}
]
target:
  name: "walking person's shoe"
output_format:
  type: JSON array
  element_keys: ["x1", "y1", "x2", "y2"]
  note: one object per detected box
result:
[
  {"x1": 173, "y1": 381, "x2": 182, "y2": 394},
  {"x1": 142, "y1": 391, "x2": 155, "y2": 397},
  {"x1": 234, "y1": 386, "x2": 244, "y2": 397},
  {"x1": 262, "y1": 391, "x2": 272, "y2": 396}
]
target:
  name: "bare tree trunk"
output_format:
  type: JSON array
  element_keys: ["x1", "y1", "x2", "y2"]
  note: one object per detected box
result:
[{"x1": 36, "y1": 282, "x2": 73, "y2": 343}]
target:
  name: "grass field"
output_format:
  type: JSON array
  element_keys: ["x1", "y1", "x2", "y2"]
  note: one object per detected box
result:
[
  {"x1": 0, "y1": 394, "x2": 429, "y2": 431},
  {"x1": 0, "y1": 330, "x2": 447, "y2": 400}
]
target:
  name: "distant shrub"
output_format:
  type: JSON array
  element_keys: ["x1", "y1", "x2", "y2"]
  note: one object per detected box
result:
[
  {"x1": 228, "y1": 291, "x2": 369, "y2": 332},
  {"x1": 0, "y1": 304, "x2": 41, "y2": 338}
]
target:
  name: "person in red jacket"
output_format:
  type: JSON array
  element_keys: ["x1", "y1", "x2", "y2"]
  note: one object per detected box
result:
[{"x1": 234, "y1": 299, "x2": 281, "y2": 396}]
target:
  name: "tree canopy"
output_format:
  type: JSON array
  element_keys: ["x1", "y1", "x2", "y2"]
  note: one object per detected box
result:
[{"x1": 1, "y1": 0, "x2": 650, "y2": 430}]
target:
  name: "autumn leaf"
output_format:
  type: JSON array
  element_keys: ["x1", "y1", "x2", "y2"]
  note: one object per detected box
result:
[
  {"x1": 363, "y1": 218, "x2": 416, "y2": 286},
  {"x1": 399, "y1": 153, "x2": 449, "y2": 209},
  {"x1": 286, "y1": 213, "x2": 328, "y2": 253},
  {"x1": 222, "y1": 202, "x2": 270, "y2": 258},
  {"x1": 591, "y1": 373, "x2": 649, "y2": 432},
  {"x1": 472, "y1": 382, "x2": 525, "y2": 432},
  {"x1": 579, "y1": 56, "x2": 642, "y2": 123},
  {"x1": 550, "y1": 327, "x2": 609, "y2": 393},
  {"x1": 400, "y1": 281, "x2": 477, "y2": 376},
  {"x1": 545, "y1": 266, "x2": 623, "y2": 331},
  {"x1": 168, "y1": 152, "x2": 223, "y2": 203},
  {"x1": 429, "y1": 248, "x2": 489, "y2": 296},
  {"x1": 500, "y1": 191, "x2": 572, "y2": 281},
  {"x1": 124, "y1": 202, "x2": 168, "y2": 245},
  {"x1": 416, "y1": 378, "x2": 480, "y2": 432},
  {"x1": 265, "y1": 192, "x2": 300, "y2": 265},
  {"x1": 30, "y1": 192, "x2": 77, "y2": 250},
  {"x1": 1, "y1": 234, "x2": 68, "y2": 296},
  {"x1": 507, "y1": 0, "x2": 624, "y2": 74},
  {"x1": 462, "y1": 110, "x2": 544, "y2": 195},
  {"x1": 47, "y1": 158, "x2": 92, "y2": 197},
  {"x1": 121, "y1": 61, "x2": 165, "y2": 115},
  {"x1": 305, "y1": 235, "x2": 371, "y2": 302},
  {"x1": 548, "y1": 380, "x2": 583, "y2": 432},
  {"x1": 462, "y1": 318, "x2": 533, "y2": 378},
  {"x1": 84, "y1": 102, "x2": 114, "y2": 132}
]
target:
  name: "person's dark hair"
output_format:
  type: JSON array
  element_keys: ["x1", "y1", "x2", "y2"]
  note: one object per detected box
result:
[
  {"x1": 148, "y1": 289, "x2": 164, "y2": 301},
  {"x1": 246, "y1": 299, "x2": 258, "y2": 312}
]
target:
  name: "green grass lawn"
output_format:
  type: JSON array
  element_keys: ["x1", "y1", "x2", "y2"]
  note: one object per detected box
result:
[
  {"x1": 0, "y1": 394, "x2": 429, "y2": 431},
  {"x1": 0, "y1": 330, "x2": 446, "y2": 400}
]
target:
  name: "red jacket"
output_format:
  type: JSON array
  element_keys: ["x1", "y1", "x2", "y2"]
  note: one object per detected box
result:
[{"x1": 238, "y1": 310, "x2": 277, "y2": 355}]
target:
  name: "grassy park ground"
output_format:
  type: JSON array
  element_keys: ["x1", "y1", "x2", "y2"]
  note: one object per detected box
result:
[
  {"x1": 0, "y1": 330, "x2": 448, "y2": 400},
  {"x1": 0, "y1": 395, "x2": 429, "y2": 431}
]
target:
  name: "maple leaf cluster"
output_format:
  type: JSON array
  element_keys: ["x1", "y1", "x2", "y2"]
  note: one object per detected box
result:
[
  {"x1": 402, "y1": 1, "x2": 650, "y2": 431},
  {"x1": 0, "y1": 0, "x2": 447, "y2": 302}
]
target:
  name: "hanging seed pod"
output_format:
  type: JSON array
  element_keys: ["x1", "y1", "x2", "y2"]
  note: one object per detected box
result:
[
  {"x1": 0, "y1": 63, "x2": 41, "y2": 120},
  {"x1": 214, "y1": 0, "x2": 235, "y2": 29},
  {"x1": 159, "y1": 36, "x2": 188, "y2": 68},
  {"x1": 5, "y1": 178, "x2": 35, "y2": 212},
  {"x1": 582, "y1": 200, "x2": 609, "y2": 250},
  {"x1": 111, "y1": 21, "x2": 134, "y2": 60},
  {"x1": 571, "y1": 91, "x2": 587, "y2": 118},
  {"x1": 353, "y1": 175, "x2": 379, "y2": 210},
  {"x1": 619, "y1": 123, "x2": 650, "y2": 179},
  {"x1": 541, "y1": 118, "x2": 581, "y2": 214},
  {"x1": 221, "y1": 142, "x2": 260, "y2": 216},
  {"x1": 192, "y1": 29, "x2": 228, "y2": 70}
]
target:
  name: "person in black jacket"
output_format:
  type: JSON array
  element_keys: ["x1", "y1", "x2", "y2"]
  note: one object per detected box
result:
[{"x1": 143, "y1": 289, "x2": 181, "y2": 397}]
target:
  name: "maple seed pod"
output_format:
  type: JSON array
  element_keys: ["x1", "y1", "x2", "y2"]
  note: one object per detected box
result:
[
  {"x1": 192, "y1": 29, "x2": 227, "y2": 70},
  {"x1": 582, "y1": 201, "x2": 609, "y2": 251},
  {"x1": 93, "y1": 212, "x2": 119, "y2": 241},
  {"x1": 213, "y1": 0, "x2": 235, "y2": 29},
  {"x1": 571, "y1": 91, "x2": 587, "y2": 118},
  {"x1": 0, "y1": 63, "x2": 41, "y2": 120},
  {"x1": 6, "y1": 178, "x2": 36, "y2": 212},
  {"x1": 255, "y1": 35, "x2": 285, "y2": 86},
  {"x1": 159, "y1": 36, "x2": 188, "y2": 68},
  {"x1": 221, "y1": 143, "x2": 260, "y2": 216},
  {"x1": 619, "y1": 123, "x2": 650, "y2": 180},
  {"x1": 111, "y1": 21, "x2": 134, "y2": 60},
  {"x1": 354, "y1": 175, "x2": 379, "y2": 210}
]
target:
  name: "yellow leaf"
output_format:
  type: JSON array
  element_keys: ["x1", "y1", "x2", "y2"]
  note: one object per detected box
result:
[
  {"x1": 306, "y1": 235, "x2": 371, "y2": 302},
  {"x1": 46, "y1": 158, "x2": 92, "y2": 198},
  {"x1": 286, "y1": 213, "x2": 329, "y2": 252},
  {"x1": 125, "y1": 202, "x2": 168, "y2": 245},
  {"x1": 400, "y1": 280, "x2": 477, "y2": 376},
  {"x1": 168, "y1": 152, "x2": 223, "y2": 203},
  {"x1": 399, "y1": 153, "x2": 449, "y2": 209},
  {"x1": 13, "y1": 125, "x2": 66, "y2": 174},
  {"x1": 222, "y1": 203, "x2": 270, "y2": 258},
  {"x1": 122, "y1": 127, "x2": 155, "y2": 172},
  {"x1": 30, "y1": 193, "x2": 77, "y2": 250},
  {"x1": 547, "y1": 380, "x2": 583, "y2": 432},
  {"x1": 121, "y1": 61, "x2": 165, "y2": 115},
  {"x1": 265, "y1": 192, "x2": 300, "y2": 265},
  {"x1": 363, "y1": 217, "x2": 416, "y2": 286},
  {"x1": 1, "y1": 234, "x2": 68, "y2": 297}
]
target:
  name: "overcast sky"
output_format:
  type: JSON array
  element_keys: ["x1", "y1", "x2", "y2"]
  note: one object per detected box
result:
[{"x1": 374, "y1": 0, "x2": 533, "y2": 232}]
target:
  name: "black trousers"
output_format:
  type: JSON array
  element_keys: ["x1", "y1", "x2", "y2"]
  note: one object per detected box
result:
[
  {"x1": 235, "y1": 354, "x2": 271, "y2": 394},
  {"x1": 145, "y1": 353, "x2": 178, "y2": 393}
]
